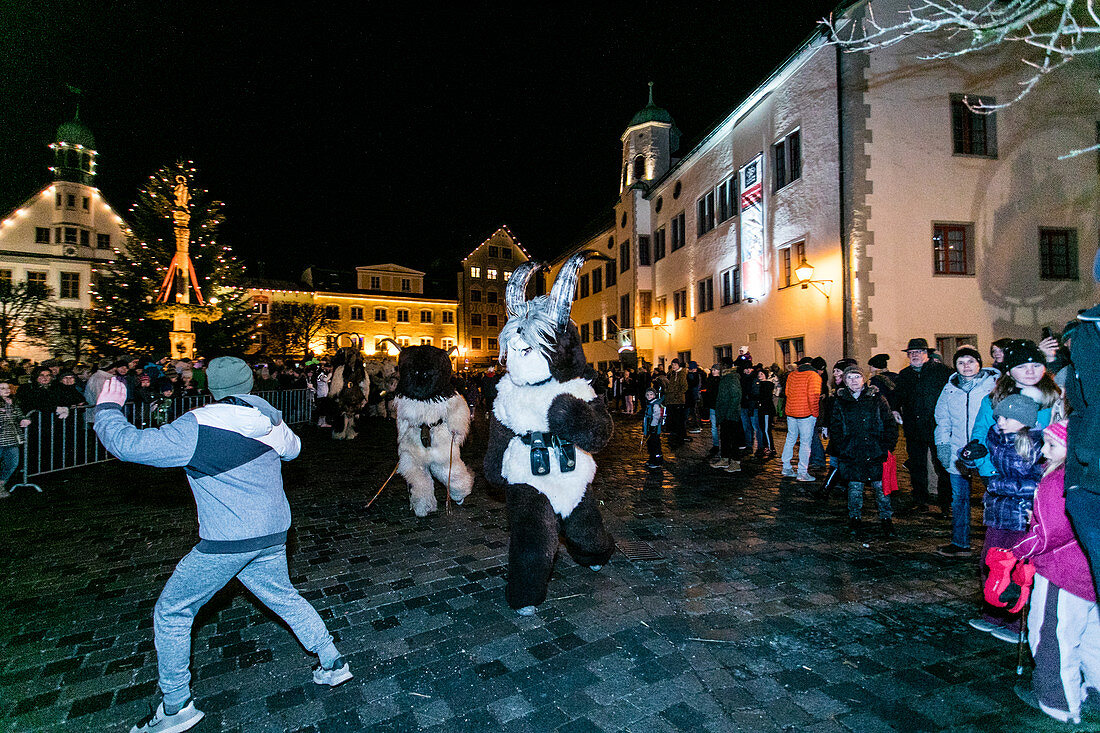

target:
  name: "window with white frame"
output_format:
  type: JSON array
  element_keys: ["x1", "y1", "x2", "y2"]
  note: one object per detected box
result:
[
  {"x1": 697, "y1": 190, "x2": 715, "y2": 236},
  {"x1": 420, "y1": 309, "x2": 433, "y2": 323},
  {"x1": 779, "y1": 240, "x2": 806, "y2": 288},
  {"x1": 487, "y1": 268, "x2": 498, "y2": 280},
  {"x1": 59, "y1": 272, "x2": 80, "y2": 299},
  {"x1": 442, "y1": 311, "x2": 454, "y2": 323},
  {"x1": 697, "y1": 277, "x2": 713, "y2": 312},
  {"x1": 396, "y1": 309, "x2": 409, "y2": 323},
  {"x1": 777, "y1": 337, "x2": 805, "y2": 370},
  {"x1": 470, "y1": 266, "x2": 481, "y2": 278},
  {"x1": 421, "y1": 337, "x2": 432, "y2": 346},
  {"x1": 720, "y1": 266, "x2": 741, "y2": 306},
  {"x1": 717, "y1": 176, "x2": 737, "y2": 223},
  {"x1": 442, "y1": 338, "x2": 454, "y2": 350},
  {"x1": 670, "y1": 213, "x2": 686, "y2": 251}
]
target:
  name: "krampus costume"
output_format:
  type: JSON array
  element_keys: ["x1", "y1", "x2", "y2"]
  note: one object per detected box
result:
[
  {"x1": 329, "y1": 346, "x2": 369, "y2": 440},
  {"x1": 393, "y1": 345, "x2": 473, "y2": 516},
  {"x1": 483, "y1": 252, "x2": 615, "y2": 615}
]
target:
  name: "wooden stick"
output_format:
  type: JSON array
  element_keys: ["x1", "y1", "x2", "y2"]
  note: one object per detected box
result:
[{"x1": 366, "y1": 464, "x2": 400, "y2": 509}]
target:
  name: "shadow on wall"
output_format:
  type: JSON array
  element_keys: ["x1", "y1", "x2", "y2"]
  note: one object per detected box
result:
[{"x1": 982, "y1": 146, "x2": 1099, "y2": 338}]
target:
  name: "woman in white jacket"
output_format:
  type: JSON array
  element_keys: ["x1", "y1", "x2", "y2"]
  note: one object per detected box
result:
[{"x1": 934, "y1": 346, "x2": 999, "y2": 557}]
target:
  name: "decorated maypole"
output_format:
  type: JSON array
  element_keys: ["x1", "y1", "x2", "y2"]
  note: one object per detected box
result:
[{"x1": 154, "y1": 175, "x2": 220, "y2": 359}]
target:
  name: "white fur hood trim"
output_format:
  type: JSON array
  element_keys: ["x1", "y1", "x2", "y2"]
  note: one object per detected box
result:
[{"x1": 493, "y1": 376, "x2": 595, "y2": 435}]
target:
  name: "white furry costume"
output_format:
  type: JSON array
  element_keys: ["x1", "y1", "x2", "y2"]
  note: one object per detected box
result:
[
  {"x1": 392, "y1": 345, "x2": 474, "y2": 517},
  {"x1": 483, "y1": 252, "x2": 615, "y2": 614}
]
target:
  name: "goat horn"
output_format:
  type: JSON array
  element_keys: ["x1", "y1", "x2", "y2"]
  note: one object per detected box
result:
[
  {"x1": 548, "y1": 250, "x2": 598, "y2": 331},
  {"x1": 505, "y1": 262, "x2": 539, "y2": 317}
]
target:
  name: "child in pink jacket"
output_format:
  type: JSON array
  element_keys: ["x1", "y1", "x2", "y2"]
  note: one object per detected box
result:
[{"x1": 1011, "y1": 420, "x2": 1100, "y2": 724}]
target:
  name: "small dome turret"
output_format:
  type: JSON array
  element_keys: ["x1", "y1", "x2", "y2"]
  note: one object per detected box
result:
[{"x1": 49, "y1": 107, "x2": 97, "y2": 184}]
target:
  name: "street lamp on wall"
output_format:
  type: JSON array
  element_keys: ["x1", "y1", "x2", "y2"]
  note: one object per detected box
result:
[{"x1": 795, "y1": 256, "x2": 833, "y2": 298}]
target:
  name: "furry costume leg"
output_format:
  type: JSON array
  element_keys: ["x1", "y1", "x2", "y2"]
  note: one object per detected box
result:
[
  {"x1": 429, "y1": 454, "x2": 473, "y2": 505},
  {"x1": 561, "y1": 490, "x2": 615, "y2": 568},
  {"x1": 399, "y1": 459, "x2": 438, "y2": 517},
  {"x1": 505, "y1": 483, "x2": 558, "y2": 610}
]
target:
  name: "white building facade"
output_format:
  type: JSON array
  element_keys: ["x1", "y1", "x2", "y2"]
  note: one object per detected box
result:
[
  {"x1": 552, "y1": 0, "x2": 1100, "y2": 372},
  {"x1": 0, "y1": 115, "x2": 130, "y2": 360}
]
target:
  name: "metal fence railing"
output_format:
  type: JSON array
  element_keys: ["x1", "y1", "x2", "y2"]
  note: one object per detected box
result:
[{"x1": 10, "y1": 389, "x2": 313, "y2": 493}]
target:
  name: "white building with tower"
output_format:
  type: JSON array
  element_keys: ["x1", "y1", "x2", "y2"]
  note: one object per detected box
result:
[
  {"x1": 550, "y1": 0, "x2": 1100, "y2": 372},
  {"x1": 0, "y1": 112, "x2": 130, "y2": 360}
]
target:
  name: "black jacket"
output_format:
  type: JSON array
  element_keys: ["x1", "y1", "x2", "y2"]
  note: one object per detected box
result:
[
  {"x1": 893, "y1": 361, "x2": 952, "y2": 439},
  {"x1": 829, "y1": 385, "x2": 898, "y2": 483},
  {"x1": 1068, "y1": 307, "x2": 1100, "y2": 495}
]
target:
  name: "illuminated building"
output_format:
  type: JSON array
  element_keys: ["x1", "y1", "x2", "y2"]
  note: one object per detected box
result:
[
  {"x1": 247, "y1": 264, "x2": 457, "y2": 358},
  {"x1": 455, "y1": 227, "x2": 532, "y2": 369},
  {"x1": 549, "y1": 1, "x2": 1099, "y2": 372},
  {"x1": 0, "y1": 111, "x2": 131, "y2": 360}
]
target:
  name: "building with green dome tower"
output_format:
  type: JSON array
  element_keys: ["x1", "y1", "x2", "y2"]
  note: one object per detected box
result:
[
  {"x1": 619, "y1": 82, "x2": 680, "y2": 193},
  {"x1": 0, "y1": 109, "x2": 130, "y2": 360}
]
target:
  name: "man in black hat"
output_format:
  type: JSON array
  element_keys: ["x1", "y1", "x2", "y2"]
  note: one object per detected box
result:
[{"x1": 893, "y1": 337, "x2": 952, "y2": 515}]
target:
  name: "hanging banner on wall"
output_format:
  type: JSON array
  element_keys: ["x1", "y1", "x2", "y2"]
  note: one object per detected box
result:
[{"x1": 739, "y1": 153, "x2": 766, "y2": 300}]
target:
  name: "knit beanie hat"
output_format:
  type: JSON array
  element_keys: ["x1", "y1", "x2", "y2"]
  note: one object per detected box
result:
[
  {"x1": 833, "y1": 358, "x2": 857, "y2": 372},
  {"x1": 207, "y1": 357, "x2": 254, "y2": 400},
  {"x1": 953, "y1": 346, "x2": 982, "y2": 367},
  {"x1": 842, "y1": 364, "x2": 865, "y2": 379},
  {"x1": 868, "y1": 353, "x2": 890, "y2": 369},
  {"x1": 992, "y1": 393, "x2": 1039, "y2": 428},
  {"x1": 1043, "y1": 419, "x2": 1068, "y2": 447},
  {"x1": 1002, "y1": 340, "x2": 1044, "y2": 372}
]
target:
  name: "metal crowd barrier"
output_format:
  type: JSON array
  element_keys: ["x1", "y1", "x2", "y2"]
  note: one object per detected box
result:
[{"x1": 9, "y1": 389, "x2": 314, "y2": 493}]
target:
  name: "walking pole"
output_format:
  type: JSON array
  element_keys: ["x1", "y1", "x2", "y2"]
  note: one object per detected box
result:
[
  {"x1": 1016, "y1": 599, "x2": 1030, "y2": 676},
  {"x1": 445, "y1": 434, "x2": 454, "y2": 513},
  {"x1": 365, "y1": 463, "x2": 399, "y2": 509}
]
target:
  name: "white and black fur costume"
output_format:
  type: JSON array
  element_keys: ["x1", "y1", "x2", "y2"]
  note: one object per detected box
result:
[
  {"x1": 483, "y1": 252, "x2": 615, "y2": 614},
  {"x1": 393, "y1": 345, "x2": 473, "y2": 516}
]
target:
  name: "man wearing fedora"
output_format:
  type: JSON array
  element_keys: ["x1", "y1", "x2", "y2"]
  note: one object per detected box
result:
[
  {"x1": 93, "y1": 356, "x2": 352, "y2": 733},
  {"x1": 893, "y1": 338, "x2": 953, "y2": 515}
]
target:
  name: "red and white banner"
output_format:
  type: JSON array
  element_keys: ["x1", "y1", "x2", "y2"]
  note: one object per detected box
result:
[{"x1": 739, "y1": 153, "x2": 766, "y2": 299}]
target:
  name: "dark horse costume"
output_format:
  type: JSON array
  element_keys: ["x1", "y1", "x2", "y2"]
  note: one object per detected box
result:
[
  {"x1": 329, "y1": 346, "x2": 368, "y2": 440},
  {"x1": 483, "y1": 252, "x2": 615, "y2": 615}
]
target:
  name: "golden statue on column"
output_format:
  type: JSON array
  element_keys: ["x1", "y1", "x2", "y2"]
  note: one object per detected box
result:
[{"x1": 154, "y1": 174, "x2": 220, "y2": 359}]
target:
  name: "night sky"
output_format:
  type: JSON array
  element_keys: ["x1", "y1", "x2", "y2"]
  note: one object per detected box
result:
[{"x1": 1, "y1": 1, "x2": 840, "y2": 290}]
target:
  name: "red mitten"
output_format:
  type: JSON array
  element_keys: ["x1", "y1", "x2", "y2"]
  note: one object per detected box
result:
[
  {"x1": 984, "y1": 548, "x2": 1017, "y2": 607},
  {"x1": 1007, "y1": 561, "x2": 1036, "y2": 614}
]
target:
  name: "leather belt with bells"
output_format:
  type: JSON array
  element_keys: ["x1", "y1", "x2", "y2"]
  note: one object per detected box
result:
[{"x1": 519, "y1": 431, "x2": 577, "y2": 475}]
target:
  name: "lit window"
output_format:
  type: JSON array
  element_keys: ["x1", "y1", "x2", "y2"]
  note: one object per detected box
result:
[
  {"x1": 442, "y1": 338, "x2": 454, "y2": 350},
  {"x1": 487, "y1": 269, "x2": 498, "y2": 280},
  {"x1": 487, "y1": 337, "x2": 497, "y2": 351},
  {"x1": 933, "y1": 223, "x2": 975, "y2": 276},
  {"x1": 421, "y1": 337, "x2": 432, "y2": 346},
  {"x1": 503, "y1": 270, "x2": 512, "y2": 282},
  {"x1": 59, "y1": 272, "x2": 80, "y2": 299},
  {"x1": 470, "y1": 266, "x2": 481, "y2": 278}
]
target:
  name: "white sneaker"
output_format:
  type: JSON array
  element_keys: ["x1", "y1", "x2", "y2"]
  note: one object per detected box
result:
[
  {"x1": 130, "y1": 700, "x2": 204, "y2": 733},
  {"x1": 967, "y1": 618, "x2": 999, "y2": 633},
  {"x1": 711, "y1": 459, "x2": 731, "y2": 469},
  {"x1": 990, "y1": 626, "x2": 1020, "y2": 644},
  {"x1": 796, "y1": 473, "x2": 816, "y2": 482},
  {"x1": 781, "y1": 468, "x2": 796, "y2": 478},
  {"x1": 313, "y1": 658, "x2": 353, "y2": 687}
]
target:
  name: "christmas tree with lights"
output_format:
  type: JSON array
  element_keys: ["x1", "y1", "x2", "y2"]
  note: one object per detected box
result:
[{"x1": 90, "y1": 161, "x2": 256, "y2": 357}]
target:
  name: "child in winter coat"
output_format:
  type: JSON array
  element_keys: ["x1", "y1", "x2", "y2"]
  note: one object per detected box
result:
[
  {"x1": 643, "y1": 388, "x2": 665, "y2": 468},
  {"x1": 0, "y1": 383, "x2": 30, "y2": 498},
  {"x1": 1009, "y1": 420, "x2": 1100, "y2": 724},
  {"x1": 969, "y1": 393, "x2": 1044, "y2": 641}
]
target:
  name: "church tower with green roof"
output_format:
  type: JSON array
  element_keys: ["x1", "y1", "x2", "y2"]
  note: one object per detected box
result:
[{"x1": 619, "y1": 82, "x2": 680, "y2": 193}]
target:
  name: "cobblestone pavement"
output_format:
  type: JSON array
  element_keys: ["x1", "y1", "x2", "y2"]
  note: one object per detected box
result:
[{"x1": 2, "y1": 410, "x2": 1097, "y2": 733}]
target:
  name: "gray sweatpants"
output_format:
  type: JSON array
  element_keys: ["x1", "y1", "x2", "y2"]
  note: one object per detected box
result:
[
  {"x1": 1028, "y1": 573, "x2": 1100, "y2": 723},
  {"x1": 154, "y1": 544, "x2": 339, "y2": 709}
]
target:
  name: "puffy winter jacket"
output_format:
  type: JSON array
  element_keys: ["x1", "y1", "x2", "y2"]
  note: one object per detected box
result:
[
  {"x1": 969, "y1": 390, "x2": 1053, "y2": 477},
  {"x1": 784, "y1": 367, "x2": 821, "y2": 419},
  {"x1": 933, "y1": 368, "x2": 998, "y2": 475},
  {"x1": 1013, "y1": 466, "x2": 1097, "y2": 602},
  {"x1": 664, "y1": 368, "x2": 688, "y2": 406},
  {"x1": 983, "y1": 424, "x2": 1043, "y2": 532},
  {"x1": 714, "y1": 369, "x2": 742, "y2": 423},
  {"x1": 828, "y1": 385, "x2": 898, "y2": 483},
  {"x1": 1067, "y1": 305, "x2": 1100, "y2": 495}
]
